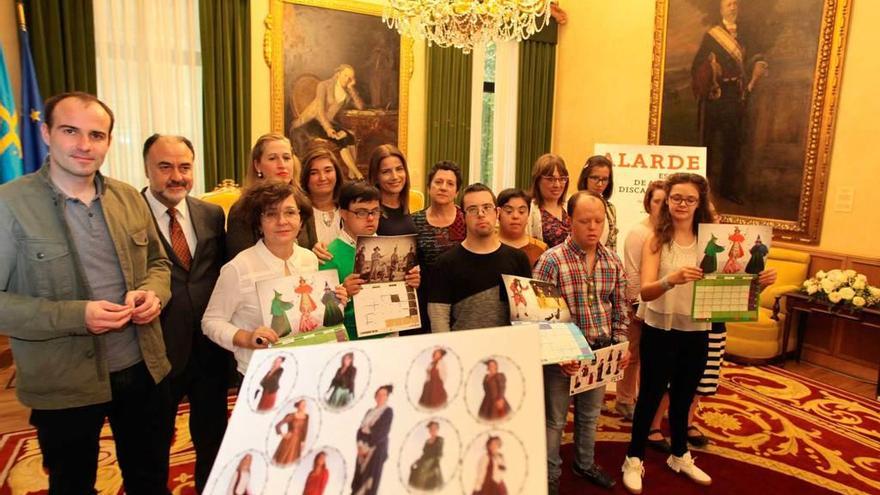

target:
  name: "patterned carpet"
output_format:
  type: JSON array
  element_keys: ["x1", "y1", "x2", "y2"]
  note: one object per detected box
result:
[{"x1": 0, "y1": 363, "x2": 877, "y2": 494}]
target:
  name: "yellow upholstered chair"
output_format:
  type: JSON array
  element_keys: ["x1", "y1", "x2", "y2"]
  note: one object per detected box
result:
[
  {"x1": 409, "y1": 189, "x2": 425, "y2": 212},
  {"x1": 200, "y1": 179, "x2": 242, "y2": 220},
  {"x1": 726, "y1": 247, "x2": 811, "y2": 363}
]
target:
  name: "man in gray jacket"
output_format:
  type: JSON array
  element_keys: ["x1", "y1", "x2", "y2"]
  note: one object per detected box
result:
[{"x1": 0, "y1": 92, "x2": 172, "y2": 495}]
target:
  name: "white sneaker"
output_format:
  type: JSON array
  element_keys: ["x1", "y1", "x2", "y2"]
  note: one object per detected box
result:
[
  {"x1": 621, "y1": 456, "x2": 644, "y2": 494},
  {"x1": 667, "y1": 451, "x2": 712, "y2": 485}
]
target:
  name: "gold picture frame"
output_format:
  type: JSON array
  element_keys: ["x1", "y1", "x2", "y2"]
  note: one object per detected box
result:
[
  {"x1": 647, "y1": 0, "x2": 852, "y2": 244},
  {"x1": 266, "y1": 0, "x2": 414, "y2": 176}
]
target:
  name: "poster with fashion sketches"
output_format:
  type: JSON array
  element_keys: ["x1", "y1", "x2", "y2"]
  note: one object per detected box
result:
[
  {"x1": 257, "y1": 270, "x2": 346, "y2": 338},
  {"x1": 501, "y1": 274, "x2": 572, "y2": 323},
  {"x1": 353, "y1": 235, "x2": 420, "y2": 337},
  {"x1": 204, "y1": 325, "x2": 548, "y2": 494},
  {"x1": 569, "y1": 342, "x2": 629, "y2": 395},
  {"x1": 691, "y1": 223, "x2": 771, "y2": 322}
]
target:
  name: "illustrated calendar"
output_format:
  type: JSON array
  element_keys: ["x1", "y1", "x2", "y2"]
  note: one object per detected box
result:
[
  {"x1": 353, "y1": 235, "x2": 421, "y2": 337},
  {"x1": 691, "y1": 223, "x2": 772, "y2": 322},
  {"x1": 204, "y1": 326, "x2": 548, "y2": 494}
]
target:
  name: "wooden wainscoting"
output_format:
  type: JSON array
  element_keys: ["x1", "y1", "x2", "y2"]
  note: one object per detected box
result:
[{"x1": 776, "y1": 243, "x2": 880, "y2": 382}]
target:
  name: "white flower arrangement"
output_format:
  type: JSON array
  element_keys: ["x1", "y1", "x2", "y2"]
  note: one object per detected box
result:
[{"x1": 801, "y1": 269, "x2": 880, "y2": 310}]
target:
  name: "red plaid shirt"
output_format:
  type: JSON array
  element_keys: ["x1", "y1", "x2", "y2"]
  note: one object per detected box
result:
[{"x1": 533, "y1": 237, "x2": 629, "y2": 345}]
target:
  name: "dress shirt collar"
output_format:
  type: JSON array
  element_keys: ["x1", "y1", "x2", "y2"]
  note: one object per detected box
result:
[
  {"x1": 144, "y1": 189, "x2": 191, "y2": 223},
  {"x1": 253, "y1": 238, "x2": 300, "y2": 273}
]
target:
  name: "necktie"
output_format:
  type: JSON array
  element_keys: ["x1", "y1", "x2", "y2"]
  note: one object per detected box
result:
[{"x1": 168, "y1": 207, "x2": 192, "y2": 271}]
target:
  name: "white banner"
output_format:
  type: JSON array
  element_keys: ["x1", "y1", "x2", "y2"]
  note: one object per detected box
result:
[{"x1": 593, "y1": 144, "x2": 707, "y2": 256}]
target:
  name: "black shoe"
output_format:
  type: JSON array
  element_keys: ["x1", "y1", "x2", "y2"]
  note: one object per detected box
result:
[
  {"x1": 647, "y1": 429, "x2": 671, "y2": 453},
  {"x1": 572, "y1": 463, "x2": 616, "y2": 489},
  {"x1": 687, "y1": 425, "x2": 710, "y2": 448}
]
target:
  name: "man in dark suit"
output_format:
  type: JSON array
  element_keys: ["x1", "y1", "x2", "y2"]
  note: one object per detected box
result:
[{"x1": 141, "y1": 134, "x2": 231, "y2": 493}]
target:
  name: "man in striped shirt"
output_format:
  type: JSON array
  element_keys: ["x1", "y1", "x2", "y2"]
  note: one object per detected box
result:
[{"x1": 534, "y1": 192, "x2": 630, "y2": 494}]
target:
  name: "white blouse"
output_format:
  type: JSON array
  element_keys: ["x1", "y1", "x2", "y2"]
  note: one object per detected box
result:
[
  {"x1": 623, "y1": 220, "x2": 653, "y2": 303},
  {"x1": 643, "y1": 239, "x2": 710, "y2": 332},
  {"x1": 202, "y1": 239, "x2": 319, "y2": 374}
]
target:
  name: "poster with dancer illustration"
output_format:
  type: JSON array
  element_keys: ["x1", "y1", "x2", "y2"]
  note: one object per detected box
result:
[
  {"x1": 568, "y1": 342, "x2": 629, "y2": 395},
  {"x1": 353, "y1": 235, "x2": 421, "y2": 337},
  {"x1": 204, "y1": 325, "x2": 547, "y2": 494},
  {"x1": 692, "y1": 223, "x2": 772, "y2": 322},
  {"x1": 502, "y1": 275, "x2": 591, "y2": 364},
  {"x1": 257, "y1": 270, "x2": 349, "y2": 342}
]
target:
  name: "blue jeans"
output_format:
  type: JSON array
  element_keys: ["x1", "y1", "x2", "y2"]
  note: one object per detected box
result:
[{"x1": 544, "y1": 365, "x2": 605, "y2": 483}]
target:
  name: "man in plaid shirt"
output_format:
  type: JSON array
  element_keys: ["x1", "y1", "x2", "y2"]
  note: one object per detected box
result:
[{"x1": 534, "y1": 192, "x2": 631, "y2": 494}]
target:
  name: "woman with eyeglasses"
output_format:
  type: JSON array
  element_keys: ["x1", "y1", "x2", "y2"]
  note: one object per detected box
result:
[
  {"x1": 368, "y1": 144, "x2": 417, "y2": 236},
  {"x1": 497, "y1": 188, "x2": 547, "y2": 267},
  {"x1": 576, "y1": 155, "x2": 619, "y2": 251},
  {"x1": 526, "y1": 153, "x2": 571, "y2": 248},
  {"x1": 227, "y1": 133, "x2": 301, "y2": 260},
  {"x1": 411, "y1": 161, "x2": 467, "y2": 333},
  {"x1": 202, "y1": 182, "x2": 349, "y2": 375},
  {"x1": 620, "y1": 173, "x2": 776, "y2": 493}
]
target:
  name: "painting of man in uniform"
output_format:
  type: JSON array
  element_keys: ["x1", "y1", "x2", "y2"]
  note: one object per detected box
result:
[
  {"x1": 655, "y1": 0, "x2": 824, "y2": 221},
  {"x1": 282, "y1": 3, "x2": 401, "y2": 179}
]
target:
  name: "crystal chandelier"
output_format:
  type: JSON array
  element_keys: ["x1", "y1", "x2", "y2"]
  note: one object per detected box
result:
[{"x1": 383, "y1": 0, "x2": 552, "y2": 53}]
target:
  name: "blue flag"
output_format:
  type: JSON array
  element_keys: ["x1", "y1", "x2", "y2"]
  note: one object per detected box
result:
[
  {"x1": 19, "y1": 8, "x2": 47, "y2": 173},
  {"x1": 0, "y1": 46, "x2": 24, "y2": 184}
]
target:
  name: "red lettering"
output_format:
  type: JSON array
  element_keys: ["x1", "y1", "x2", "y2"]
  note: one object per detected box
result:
[
  {"x1": 651, "y1": 154, "x2": 664, "y2": 169},
  {"x1": 687, "y1": 155, "x2": 700, "y2": 170},
  {"x1": 617, "y1": 152, "x2": 631, "y2": 168},
  {"x1": 668, "y1": 155, "x2": 684, "y2": 170},
  {"x1": 633, "y1": 154, "x2": 646, "y2": 168}
]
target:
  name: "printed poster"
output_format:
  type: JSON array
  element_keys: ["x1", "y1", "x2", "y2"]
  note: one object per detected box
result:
[
  {"x1": 353, "y1": 235, "x2": 420, "y2": 337},
  {"x1": 501, "y1": 274, "x2": 591, "y2": 364},
  {"x1": 568, "y1": 342, "x2": 629, "y2": 395},
  {"x1": 204, "y1": 326, "x2": 548, "y2": 494},
  {"x1": 692, "y1": 223, "x2": 772, "y2": 322},
  {"x1": 256, "y1": 270, "x2": 349, "y2": 345}
]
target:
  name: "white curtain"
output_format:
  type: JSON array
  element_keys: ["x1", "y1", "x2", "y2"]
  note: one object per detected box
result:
[{"x1": 93, "y1": 0, "x2": 204, "y2": 194}]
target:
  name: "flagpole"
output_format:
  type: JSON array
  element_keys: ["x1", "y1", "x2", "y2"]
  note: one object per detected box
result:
[{"x1": 16, "y1": 2, "x2": 26, "y2": 31}]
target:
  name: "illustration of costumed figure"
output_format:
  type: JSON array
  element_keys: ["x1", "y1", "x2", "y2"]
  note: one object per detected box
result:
[
  {"x1": 509, "y1": 278, "x2": 529, "y2": 319},
  {"x1": 256, "y1": 356, "x2": 286, "y2": 411},
  {"x1": 326, "y1": 352, "x2": 357, "y2": 408},
  {"x1": 418, "y1": 348, "x2": 449, "y2": 408},
  {"x1": 273, "y1": 400, "x2": 310, "y2": 465},
  {"x1": 302, "y1": 451, "x2": 330, "y2": 495},
  {"x1": 478, "y1": 360, "x2": 511, "y2": 420},
  {"x1": 389, "y1": 247, "x2": 399, "y2": 280},
  {"x1": 295, "y1": 277, "x2": 319, "y2": 333},
  {"x1": 269, "y1": 290, "x2": 294, "y2": 338},
  {"x1": 409, "y1": 421, "x2": 444, "y2": 490},
  {"x1": 355, "y1": 245, "x2": 367, "y2": 275},
  {"x1": 321, "y1": 281, "x2": 344, "y2": 326},
  {"x1": 722, "y1": 226, "x2": 746, "y2": 273},
  {"x1": 472, "y1": 436, "x2": 507, "y2": 495},
  {"x1": 229, "y1": 453, "x2": 255, "y2": 495},
  {"x1": 699, "y1": 233, "x2": 726, "y2": 273},
  {"x1": 745, "y1": 235, "x2": 769, "y2": 274},
  {"x1": 352, "y1": 385, "x2": 394, "y2": 495}
]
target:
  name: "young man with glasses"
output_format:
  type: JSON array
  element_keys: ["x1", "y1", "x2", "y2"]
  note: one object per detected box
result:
[
  {"x1": 534, "y1": 191, "x2": 630, "y2": 494},
  {"x1": 427, "y1": 183, "x2": 532, "y2": 332},
  {"x1": 320, "y1": 181, "x2": 420, "y2": 339}
]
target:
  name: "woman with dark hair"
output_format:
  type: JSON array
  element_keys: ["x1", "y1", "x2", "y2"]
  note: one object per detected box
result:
[
  {"x1": 274, "y1": 399, "x2": 310, "y2": 465},
  {"x1": 409, "y1": 421, "x2": 444, "y2": 490},
  {"x1": 368, "y1": 144, "x2": 416, "y2": 235},
  {"x1": 227, "y1": 133, "x2": 300, "y2": 260},
  {"x1": 412, "y1": 161, "x2": 467, "y2": 334},
  {"x1": 326, "y1": 352, "x2": 357, "y2": 408},
  {"x1": 478, "y1": 359, "x2": 511, "y2": 420},
  {"x1": 526, "y1": 153, "x2": 570, "y2": 248},
  {"x1": 576, "y1": 155, "x2": 619, "y2": 251},
  {"x1": 302, "y1": 451, "x2": 330, "y2": 495},
  {"x1": 472, "y1": 436, "x2": 507, "y2": 495},
  {"x1": 497, "y1": 188, "x2": 547, "y2": 267},
  {"x1": 298, "y1": 144, "x2": 347, "y2": 252},
  {"x1": 621, "y1": 174, "x2": 776, "y2": 493},
  {"x1": 352, "y1": 385, "x2": 394, "y2": 495},
  {"x1": 419, "y1": 348, "x2": 449, "y2": 408},
  {"x1": 203, "y1": 182, "x2": 348, "y2": 375},
  {"x1": 257, "y1": 355, "x2": 286, "y2": 411}
]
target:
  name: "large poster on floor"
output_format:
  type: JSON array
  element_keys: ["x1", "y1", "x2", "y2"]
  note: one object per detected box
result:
[
  {"x1": 593, "y1": 143, "x2": 706, "y2": 256},
  {"x1": 204, "y1": 326, "x2": 548, "y2": 494}
]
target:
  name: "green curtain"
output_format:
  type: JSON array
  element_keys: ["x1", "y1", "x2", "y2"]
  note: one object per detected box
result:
[
  {"x1": 200, "y1": 0, "x2": 251, "y2": 190},
  {"x1": 24, "y1": 0, "x2": 97, "y2": 96},
  {"x1": 515, "y1": 21, "x2": 558, "y2": 191},
  {"x1": 425, "y1": 45, "x2": 473, "y2": 191}
]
